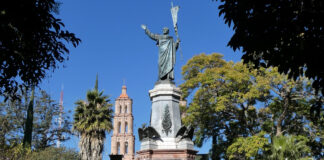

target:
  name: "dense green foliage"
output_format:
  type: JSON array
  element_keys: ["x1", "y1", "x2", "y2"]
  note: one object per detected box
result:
[
  {"x1": 27, "y1": 147, "x2": 79, "y2": 160},
  {"x1": 215, "y1": 0, "x2": 324, "y2": 95},
  {"x1": 269, "y1": 135, "x2": 311, "y2": 160},
  {"x1": 0, "y1": 144, "x2": 79, "y2": 160},
  {"x1": 73, "y1": 76, "x2": 113, "y2": 160},
  {"x1": 226, "y1": 132, "x2": 269, "y2": 159},
  {"x1": 0, "y1": 0, "x2": 80, "y2": 98},
  {"x1": 180, "y1": 53, "x2": 323, "y2": 159},
  {"x1": 32, "y1": 91, "x2": 72, "y2": 149},
  {"x1": 181, "y1": 53, "x2": 269, "y2": 159},
  {"x1": 0, "y1": 89, "x2": 72, "y2": 159}
]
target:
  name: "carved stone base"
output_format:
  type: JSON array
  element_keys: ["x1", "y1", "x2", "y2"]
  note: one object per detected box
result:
[
  {"x1": 149, "y1": 82, "x2": 182, "y2": 139},
  {"x1": 135, "y1": 149, "x2": 197, "y2": 160},
  {"x1": 140, "y1": 138, "x2": 194, "y2": 150}
]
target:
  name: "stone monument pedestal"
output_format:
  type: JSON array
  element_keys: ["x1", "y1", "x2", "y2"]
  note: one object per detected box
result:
[
  {"x1": 136, "y1": 149, "x2": 197, "y2": 160},
  {"x1": 136, "y1": 81, "x2": 197, "y2": 160}
]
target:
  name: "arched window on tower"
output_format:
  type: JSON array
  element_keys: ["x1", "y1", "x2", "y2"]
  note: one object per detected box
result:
[
  {"x1": 119, "y1": 105, "x2": 122, "y2": 113},
  {"x1": 125, "y1": 122, "x2": 128, "y2": 133},
  {"x1": 118, "y1": 122, "x2": 121, "y2": 133},
  {"x1": 125, "y1": 105, "x2": 128, "y2": 113},
  {"x1": 125, "y1": 142, "x2": 128, "y2": 154},
  {"x1": 117, "y1": 142, "x2": 120, "y2": 154}
]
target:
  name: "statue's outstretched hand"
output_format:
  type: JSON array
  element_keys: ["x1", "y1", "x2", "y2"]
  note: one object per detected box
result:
[
  {"x1": 141, "y1": 24, "x2": 147, "y2": 30},
  {"x1": 177, "y1": 38, "x2": 181, "y2": 43}
]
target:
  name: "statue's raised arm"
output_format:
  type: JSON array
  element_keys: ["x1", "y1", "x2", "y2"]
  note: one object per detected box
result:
[{"x1": 141, "y1": 25, "x2": 159, "y2": 41}]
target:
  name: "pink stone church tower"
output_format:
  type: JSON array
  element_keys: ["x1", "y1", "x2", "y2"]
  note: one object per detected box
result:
[{"x1": 111, "y1": 85, "x2": 135, "y2": 160}]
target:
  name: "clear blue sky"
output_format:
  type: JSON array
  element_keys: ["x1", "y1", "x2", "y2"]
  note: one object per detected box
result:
[{"x1": 40, "y1": 0, "x2": 242, "y2": 159}]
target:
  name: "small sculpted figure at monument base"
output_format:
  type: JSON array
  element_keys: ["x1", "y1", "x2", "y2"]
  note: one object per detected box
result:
[
  {"x1": 141, "y1": 24, "x2": 180, "y2": 81},
  {"x1": 138, "y1": 125, "x2": 161, "y2": 142},
  {"x1": 175, "y1": 125, "x2": 194, "y2": 142}
]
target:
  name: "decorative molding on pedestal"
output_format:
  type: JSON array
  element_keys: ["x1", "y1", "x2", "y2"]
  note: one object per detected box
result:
[{"x1": 136, "y1": 149, "x2": 197, "y2": 160}]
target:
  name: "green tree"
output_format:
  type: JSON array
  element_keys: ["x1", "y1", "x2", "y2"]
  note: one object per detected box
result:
[
  {"x1": 1, "y1": 143, "x2": 31, "y2": 160},
  {"x1": 180, "y1": 53, "x2": 323, "y2": 159},
  {"x1": 226, "y1": 132, "x2": 270, "y2": 160},
  {"x1": 180, "y1": 53, "x2": 270, "y2": 159},
  {"x1": 263, "y1": 70, "x2": 313, "y2": 136},
  {"x1": 0, "y1": 88, "x2": 72, "y2": 156},
  {"x1": 23, "y1": 87, "x2": 35, "y2": 148},
  {"x1": 269, "y1": 135, "x2": 311, "y2": 160},
  {"x1": 258, "y1": 71, "x2": 324, "y2": 158},
  {"x1": 215, "y1": 0, "x2": 324, "y2": 94},
  {"x1": 73, "y1": 76, "x2": 113, "y2": 160},
  {"x1": 32, "y1": 90, "x2": 71, "y2": 149},
  {"x1": 0, "y1": 88, "x2": 30, "y2": 147},
  {"x1": 0, "y1": 0, "x2": 80, "y2": 98}
]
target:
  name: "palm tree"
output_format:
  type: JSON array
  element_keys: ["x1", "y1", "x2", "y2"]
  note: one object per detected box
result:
[
  {"x1": 73, "y1": 75, "x2": 113, "y2": 160},
  {"x1": 269, "y1": 135, "x2": 312, "y2": 160}
]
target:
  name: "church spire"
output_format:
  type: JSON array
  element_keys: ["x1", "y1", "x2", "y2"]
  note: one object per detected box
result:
[{"x1": 119, "y1": 85, "x2": 128, "y2": 98}]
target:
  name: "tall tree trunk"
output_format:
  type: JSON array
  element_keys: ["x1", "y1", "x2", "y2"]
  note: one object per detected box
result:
[
  {"x1": 276, "y1": 118, "x2": 283, "y2": 136},
  {"x1": 23, "y1": 87, "x2": 34, "y2": 148},
  {"x1": 79, "y1": 132, "x2": 105, "y2": 160},
  {"x1": 276, "y1": 96, "x2": 289, "y2": 136},
  {"x1": 90, "y1": 132, "x2": 104, "y2": 160},
  {"x1": 80, "y1": 133, "x2": 91, "y2": 160}
]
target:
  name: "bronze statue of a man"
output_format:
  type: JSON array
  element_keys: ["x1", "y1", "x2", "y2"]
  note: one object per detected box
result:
[{"x1": 142, "y1": 25, "x2": 180, "y2": 81}]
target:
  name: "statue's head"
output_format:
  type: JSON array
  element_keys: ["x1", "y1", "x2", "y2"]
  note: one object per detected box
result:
[{"x1": 163, "y1": 27, "x2": 169, "y2": 35}]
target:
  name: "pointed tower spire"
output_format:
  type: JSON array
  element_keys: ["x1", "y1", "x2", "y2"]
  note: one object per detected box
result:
[
  {"x1": 95, "y1": 73, "x2": 98, "y2": 91},
  {"x1": 119, "y1": 85, "x2": 128, "y2": 98}
]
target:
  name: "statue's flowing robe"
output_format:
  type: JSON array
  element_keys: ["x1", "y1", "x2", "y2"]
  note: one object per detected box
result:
[
  {"x1": 145, "y1": 29, "x2": 177, "y2": 80},
  {"x1": 158, "y1": 37, "x2": 175, "y2": 79}
]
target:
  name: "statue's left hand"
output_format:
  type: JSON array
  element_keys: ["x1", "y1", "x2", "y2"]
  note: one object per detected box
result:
[{"x1": 177, "y1": 38, "x2": 181, "y2": 43}]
